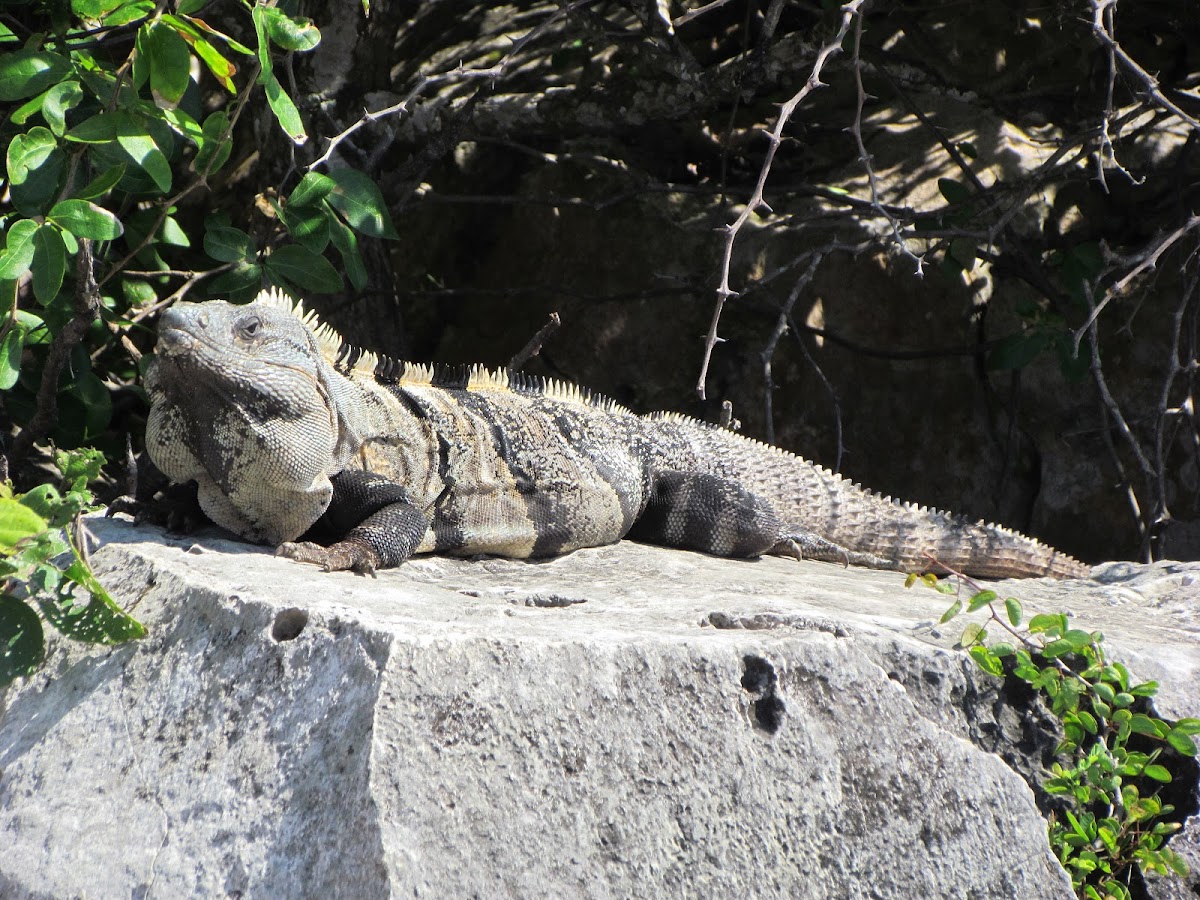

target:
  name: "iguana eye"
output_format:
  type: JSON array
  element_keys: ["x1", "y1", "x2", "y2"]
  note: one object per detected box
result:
[{"x1": 238, "y1": 316, "x2": 263, "y2": 339}]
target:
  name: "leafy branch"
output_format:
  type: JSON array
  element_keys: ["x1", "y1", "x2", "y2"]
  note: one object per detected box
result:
[{"x1": 910, "y1": 566, "x2": 1197, "y2": 897}]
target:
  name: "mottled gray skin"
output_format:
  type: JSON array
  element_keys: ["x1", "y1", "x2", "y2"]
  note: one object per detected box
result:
[{"x1": 144, "y1": 291, "x2": 1090, "y2": 579}]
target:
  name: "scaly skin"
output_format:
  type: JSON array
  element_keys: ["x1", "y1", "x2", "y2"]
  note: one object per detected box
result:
[{"x1": 142, "y1": 288, "x2": 1090, "y2": 579}]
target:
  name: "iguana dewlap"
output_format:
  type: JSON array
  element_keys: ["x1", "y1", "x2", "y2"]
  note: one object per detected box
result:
[{"x1": 144, "y1": 288, "x2": 1090, "y2": 579}]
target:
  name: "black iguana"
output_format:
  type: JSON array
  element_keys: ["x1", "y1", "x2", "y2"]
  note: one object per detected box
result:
[{"x1": 141, "y1": 287, "x2": 1090, "y2": 579}]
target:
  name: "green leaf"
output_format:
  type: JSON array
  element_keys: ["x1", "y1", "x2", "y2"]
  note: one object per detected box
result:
[
  {"x1": 966, "y1": 589, "x2": 996, "y2": 612},
  {"x1": 7, "y1": 127, "x2": 65, "y2": 216},
  {"x1": 39, "y1": 559, "x2": 146, "y2": 644},
  {"x1": 65, "y1": 112, "x2": 122, "y2": 143},
  {"x1": 1064, "y1": 629, "x2": 1095, "y2": 651},
  {"x1": 159, "y1": 215, "x2": 191, "y2": 247},
  {"x1": 1173, "y1": 717, "x2": 1200, "y2": 735},
  {"x1": 1028, "y1": 613, "x2": 1067, "y2": 636},
  {"x1": 0, "y1": 593, "x2": 45, "y2": 687},
  {"x1": 948, "y1": 238, "x2": 976, "y2": 272},
  {"x1": 203, "y1": 225, "x2": 255, "y2": 263},
  {"x1": 988, "y1": 331, "x2": 1050, "y2": 371},
  {"x1": 278, "y1": 203, "x2": 329, "y2": 253},
  {"x1": 116, "y1": 127, "x2": 172, "y2": 193},
  {"x1": 205, "y1": 261, "x2": 262, "y2": 298},
  {"x1": 0, "y1": 50, "x2": 72, "y2": 102},
  {"x1": 31, "y1": 224, "x2": 67, "y2": 305},
  {"x1": 0, "y1": 325, "x2": 23, "y2": 391},
  {"x1": 1143, "y1": 764, "x2": 1172, "y2": 783},
  {"x1": 73, "y1": 0, "x2": 128, "y2": 16},
  {"x1": 71, "y1": 371, "x2": 113, "y2": 441},
  {"x1": 1129, "y1": 714, "x2": 1165, "y2": 738},
  {"x1": 1001, "y1": 597, "x2": 1021, "y2": 626},
  {"x1": 958, "y1": 621, "x2": 985, "y2": 648},
  {"x1": 10, "y1": 90, "x2": 49, "y2": 126},
  {"x1": 195, "y1": 111, "x2": 233, "y2": 175},
  {"x1": 1092, "y1": 682, "x2": 1115, "y2": 704},
  {"x1": 969, "y1": 644, "x2": 1003, "y2": 677},
  {"x1": 326, "y1": 168, "x2": 397, "y2": 239},
  {"x1": 289, "y1": 171, "x2": 335, "y2": 208},
  {"x1": 937, "y1": 177, "x2": 972, "y2": 205},
  {"x1": 939, "y1": 598, "x2": 962, "y2": 623},
  {"x1": 144, "y1": 20, "x2": 192, "y2": 107},
  {"x1": 0, "y1": 219, "x2": 39, "y2": 280},
  {"x1": 327, "y1": 212, "x2": 367, "y2": 291},
  {"x1": 185, "y1": 32, "x2": 237, "y2": 93},
  {"x1": 262, "y1": 70, "x2": 307, "y2": 144},
  {"x1": 185, "y1": 14, "x2": 253, "y2": 56},
  {"x1": 263, "y1": 8, "x2": 321, "y2": 51},
  {"x1": 1129, "y1": 680, "x2": 1159, "y2": 697},
  {"x1": 0, "y1": 497, "x2": 49, "y2": 550},
  {"x1": 42, "y1": 80, "x2": 84, "y2": 135},
  {"x1": 264, "y1": 244, "x2": 343, "y2": 293},
  {"x1": 74, "y1": 165, "x2": 126, "y2": 202},
  {"x1": 104, "y1": 0, "x2": 156, "y2": 26},
  {"x1": 1041, "y1": 638, "x2": 1073, "y2": 658},
  {"x1": 48, "y1": 200, "x2": 124, "y2": 240},
  {"x1": 1166, "y1": 728, "x2": 1197, "y2": 757}
]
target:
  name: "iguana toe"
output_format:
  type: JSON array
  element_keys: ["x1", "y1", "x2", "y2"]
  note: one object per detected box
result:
[{"x1": 277, "y1": 540, "x2": 380, "y2": 576}]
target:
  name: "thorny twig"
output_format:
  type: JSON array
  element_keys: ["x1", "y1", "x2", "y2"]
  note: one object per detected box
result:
[
  {"x1": 1073, "y1": 216, "x2": 1200, "y2": 353},
  {"x1": 849, "y1": 14, "x2": 924, "y2": 276},
  {"x1": 1088, "y1": 0, "x2": 1200, "y2": 134},
  {"x1": 697, "y1": 0, "x2": 871, "y2": 400}
]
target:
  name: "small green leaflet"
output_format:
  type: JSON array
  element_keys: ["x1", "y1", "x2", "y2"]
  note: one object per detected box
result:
[
  {"x1": 326, "y1": 168, "x2": 398, "y2": 239},
  {"x1": 48, "y1": 200, "x2": 124, "y2": 240},
  {"x1": 0, "y1": 220, "x2": 38, "y2": 280}
]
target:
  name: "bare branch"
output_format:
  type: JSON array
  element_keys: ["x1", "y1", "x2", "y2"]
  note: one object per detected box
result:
[
  {"x1": 1089, "y1": 0, "x2": 1200, "y2": 133},
  {"x1": 697, "y1": 0, "x2": 871, "y2": 399},
  {"x1": 1073, "y1": 215, "x2": 1200, "y2": 352},
  {"x1": 508, "y1": 312, "x2": 562, "y2": 371}
]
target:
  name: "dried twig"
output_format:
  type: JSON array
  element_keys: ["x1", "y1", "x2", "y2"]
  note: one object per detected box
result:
[
  {"x1": 673, "y1": 0, "x2": 738, "y2": 28},
  {"x1": 1073, "y1": 215, "x2": 1200, "y2": 353},
  {"x1": 508, "y1": 312, "x2": 561, "y2": 371},
  {"x1": 697, "y1": 0, "x2": 871, "y2": 400},
  {"x1": 1088, "y1": 0, "x2": 1200, "y2": 134},
  {"x1": 849, "y1": 14, "x2": 924, "y2": 275}
]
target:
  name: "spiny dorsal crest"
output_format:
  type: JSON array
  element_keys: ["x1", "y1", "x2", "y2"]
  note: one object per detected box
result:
[{"x1": 250, "y1": 288, "x2": 631, "y2": 415}]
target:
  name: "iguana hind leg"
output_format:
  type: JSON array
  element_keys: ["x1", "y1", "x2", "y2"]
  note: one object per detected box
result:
[
  {"x1": 628, "y1": 470, "x2": 904, "y2": 570},
  {"x1": 771, "y1": 534, "x2": 903, "y2": 572},
  {"x1": 626, "y1": 470, "x2": 784, "y2": 558},
  {"x1": 278, "y1": 469, "x2": 428, "y2": 574}
]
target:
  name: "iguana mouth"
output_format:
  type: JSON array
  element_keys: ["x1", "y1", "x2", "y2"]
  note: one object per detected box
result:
[{"x1": 155, "y1": 326, "x2": 199, "y2": 356}]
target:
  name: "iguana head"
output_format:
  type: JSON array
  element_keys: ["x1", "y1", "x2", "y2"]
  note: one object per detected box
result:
[{"x1": 145, "y1": 289, "x2": 366, "y2": 544}]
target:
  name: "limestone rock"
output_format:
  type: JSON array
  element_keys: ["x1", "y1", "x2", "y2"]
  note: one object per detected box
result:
[{"x1": 3, "y1": 516, "x2": 1198, "y2": 898}]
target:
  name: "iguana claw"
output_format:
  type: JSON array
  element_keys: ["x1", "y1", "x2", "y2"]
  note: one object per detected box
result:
[{"x1": 277, "y1": 540, "x2": 381, "y2": 576}]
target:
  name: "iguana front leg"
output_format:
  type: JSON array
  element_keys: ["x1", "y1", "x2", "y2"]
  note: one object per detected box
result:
[{"x1": 277, "y1": 469, "x2": 428, "y2": 574}]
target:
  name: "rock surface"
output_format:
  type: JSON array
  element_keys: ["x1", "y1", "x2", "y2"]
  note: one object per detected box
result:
[{"x1": 2, "y1": 516, "x2": 1198, "y2": 898}]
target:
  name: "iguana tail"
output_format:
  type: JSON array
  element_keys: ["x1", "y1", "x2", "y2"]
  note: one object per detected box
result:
[{"x1": 646, "y1": 414, "x2": 1090, "y2": 580}]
